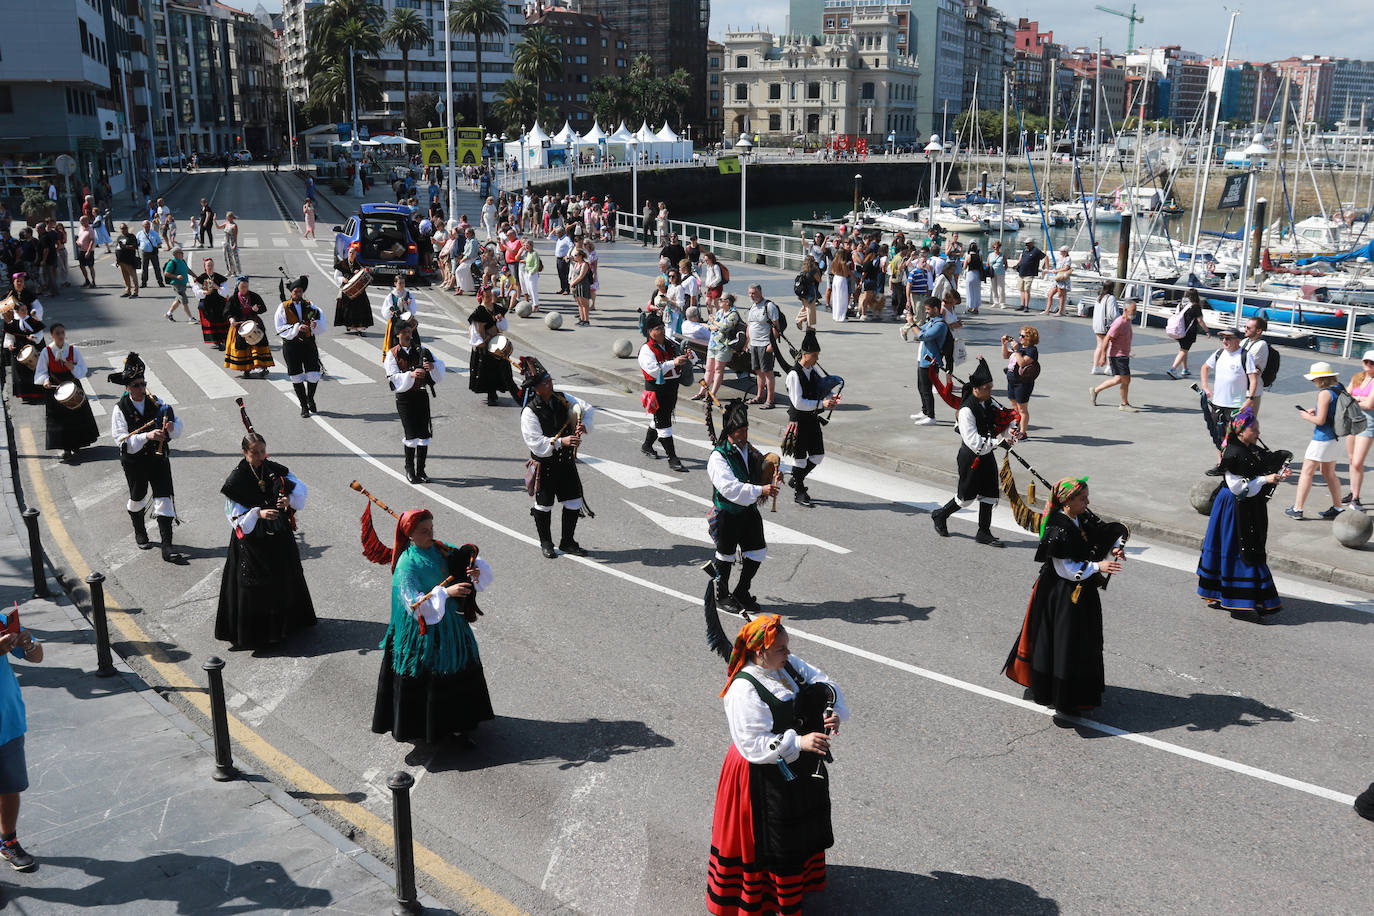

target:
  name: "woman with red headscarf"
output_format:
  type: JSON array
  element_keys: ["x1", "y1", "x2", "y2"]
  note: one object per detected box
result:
[
  {"x1": 371, "y1": 509, "x2": 494, "y2": 746},
  {"x1": 707, "y1": 614, "x2": 848, "y2": 916},
  {"x1": 334, "y1": 241, "x2": 373, "y2": 335}
]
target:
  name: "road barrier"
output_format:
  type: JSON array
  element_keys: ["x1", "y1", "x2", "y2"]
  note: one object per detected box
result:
[
  {"x1": 387, "y1": 771, "x2": 422, "y2": 915},
  {"x1": 20, "y1": 507, "x2": 48, "y2": 599},
  {"x1": 203, "y1": 657, "x2": 239, "y2": 782},
  {"x1": 84, "y1": 572, "x2": 117, "y2": 678}
]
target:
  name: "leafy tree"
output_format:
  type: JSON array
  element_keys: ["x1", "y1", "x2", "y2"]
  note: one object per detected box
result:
[
  {"x1": 492, "y1": 76, "x2": 538, "y2": 136},
  {"x1": 383, "y1": 7, "x2": 432, "y2": 131},
  {"x1": 305, "y1": 0, "x2": 383, "y2": 123},
  {"x1": 406, "y1": 91, "x2": 441, "y2": 130},
  {"x1": 514, "y1": 26, "x2": 562, "y2": 120},
  {"x1": 586, "y1": 58, "x2": 693, "y2": 131},
  {"x1": 311, "y1": 57, "x2": 383, "y2": 122},
  {"x1": 450, "y1": 0, "x2": 509, "y2": 133}
]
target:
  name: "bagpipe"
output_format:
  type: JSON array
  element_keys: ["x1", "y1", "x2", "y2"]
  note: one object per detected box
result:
[
  {"x1": 235, "y1": 397, "x2": 296, "y2": 531},
  {"x1": 927, "y1": 365, "x2": 1020, "y2": 439},
  {"x1": 351, "y1": 481, "x2": 483, "y2": 630},
  {"x1": 770, "y1": 329, "x2": 845, "y2": 426},
  {"x1": 697, "y1": 384, "x2": 779, "y2": 512},
  {"x1": 702, "y1": 584, "x2": 836, "y2": 780}
]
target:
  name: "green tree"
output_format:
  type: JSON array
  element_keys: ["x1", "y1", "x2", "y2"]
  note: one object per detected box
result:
[
  {"x1": 383, "y1": 7, "x2": 432, "y2": 132},
  {"x1": 450, "y1": 0, "x2": 509, "y2": 133},
  {"x1": 305, "y1": 0, "x2": 383, "y2": 123},
  {"x1": 492, "y1": 76, "x2": 538, "y2": 136},
  {"x1": 514, "y1": 25, "x2": 561, "y2": 124},
  {"x1": 585, "y1": 59, "x2": 692, "y2": 131},
  {"x1": 311, "y1": 58, "x2": 383, "y2": 123}
]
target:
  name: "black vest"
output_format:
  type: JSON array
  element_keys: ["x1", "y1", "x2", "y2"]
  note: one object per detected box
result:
[
  {"x1": 527, "y1": 394, "x2": 573, "y2": 461},
  {"x1": 788, "y1": 366, "x2": 822, "y2": 422},
  {"x1": 117, "y1": 394, "x2": 172, "y2": 461}
]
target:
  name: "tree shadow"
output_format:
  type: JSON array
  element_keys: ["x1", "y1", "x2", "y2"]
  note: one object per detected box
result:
[
  {"x1": 776, "y1": 592, "x2": 933, "y2": 625},
  {"x1": 419, "y1": 714, "x2": 675, "y2": 773},
  {"x1": 820, "y1": 866, "x2": 1059, "y2": 915},
  {"x1": 9, "y1": 853, "x2": 335, "y2": 912},
  {"x1": 1087, "y1": 684, "x2": 1295, "y2": 736}
]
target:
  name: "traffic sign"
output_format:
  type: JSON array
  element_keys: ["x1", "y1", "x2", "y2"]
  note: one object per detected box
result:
[
  {"x1": 351, "y1": 141, "x2": 362, "y2": 156},
  {"x1": 54, "y1": 154, "x2": 77, "y2": 177}
]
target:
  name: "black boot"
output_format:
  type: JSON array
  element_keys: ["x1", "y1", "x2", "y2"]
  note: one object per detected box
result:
[
  {"x1": 662, "y1": 435, "x2": 685, "y2": 472},
  {"x1": 931, "y1": 499, "x2": 960, "y2": 538},
  {"x1": 559, "y1": 507, "x2": 588, "y2": 556},
  {"x1": 641, "y1": 427, "x2": 660, "y2": 459},
  {"x1": 732, "y1": 558, "x2": 762, "y2": 614},
  {"x1": 157, "y1": 516, "x2": 187, "y2": 564},
  {"x1": 975, "y1": 502, "x2": 1004, "y2": 547},
  {"x1": 533, "y1": 508, "x2": 556, "y2": 558},
  {"x1": 306, "y1": 381, "x2": 318, "y2": 413},
  {"x1": 790, "y1": 463, "x2": 813, "y2": 507},
  {"x1": 129, "y1": 510, "x2": 152, "y2": 549},
  {"x1": 709, "y1": 559, "x2": 739, "y2": 613},
  {"x1": 415, "y1": 445, "x2": 431, "y2": 483},
  {"x1": 293, "y1": 382, "x2": 310, "y2": 417},
  {"x1": 486, "y1": 390, "x2": 499, "y2": 406},
  {"x1": 404, "y1": 446, "x2": 418, "y2": 483}
]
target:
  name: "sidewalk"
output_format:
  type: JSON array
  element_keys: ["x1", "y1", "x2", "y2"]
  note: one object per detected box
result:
[
  {"x1": 300, "y1": 174, "x2": 1374, "y2": 593},
  {"x1": 0, "y1": 404, "x2": 445, "y2": 912}
]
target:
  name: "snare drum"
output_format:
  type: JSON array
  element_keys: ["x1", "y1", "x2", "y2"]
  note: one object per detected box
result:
[
  {"x1": 54, "y1": 381, "x2": 87, "y2": 410},
  {"x1": 486, "y1": 334, "x2": 513, "y2": 359},
  {"x1": 238, "y1": 320, "x2": 265, "y2": 345},
  {"x1": 17, "y1": 345, "x2": 39, "y2": 369},
  {"x1": 341, "y1": 267, "x2": 372, "y2": 298}
]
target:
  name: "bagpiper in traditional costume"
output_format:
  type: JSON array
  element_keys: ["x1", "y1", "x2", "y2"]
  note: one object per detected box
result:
[
  {"x1": 519, "y1": 357, "x2": 594, "y2": 559},
  {"x1": 638, "y1": 310, "x2": 691, "y2": 472},
  {"x1": 705, "y1": 400, "x2": 781, "y2": 614},
  {"x1": 782, "y1": 328, "x2": 840, "y2": 507},
  {"x1": 930, "y1": 357, "x2": 1013, "y2": 547},
  {"x1": 108, "y1": 353, "x2": 187, "y2": 563},
  {"x1": 384, "y1": 320, "x2": 445, "y2": 483},
  {"x1": 274, "y1": 277, "x2": 326, "y2": 417}
]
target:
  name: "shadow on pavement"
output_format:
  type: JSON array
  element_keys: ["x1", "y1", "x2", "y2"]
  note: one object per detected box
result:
[
  {"x1": 1090, "y1": 684, "x2": 1294, "y2": 736},
  {"x1": 1244, "y1": 594, "x2": 1374, "y2": 627},
  {"x1": 423, "y1": 715, "x2": 675, "y2": 773},
  {"x1": 775, "y1": 593, "x2": 934, "y2": 626},
  {"x1": 7, "y1": 853, "x2": 334, "y2": 912},
  {"x1": 819, "y1": 866, "x2": 1059, "y2": 914},
  {"x1": 247, "y1": 616, "x2": 387, "y2": 658}
]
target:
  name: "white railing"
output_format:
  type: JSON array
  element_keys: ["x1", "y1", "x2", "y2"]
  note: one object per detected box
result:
[
  {"x1": 612, "y1": 211, "x2": 812, "y2": 273},
  {"x1": 498, "y1": 157, "x2": 713, "y2": 192}
]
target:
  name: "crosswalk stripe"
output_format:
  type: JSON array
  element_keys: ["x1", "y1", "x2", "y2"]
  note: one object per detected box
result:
[
  {"x1": 424, "y1": 344, "x2": 470, "y2": 375},
  {"x1": 332, "y1": 335, "x2": 386, "y2": 366},
  {"x1": 167, "y1": 347, "x2": 249, "y2": 400},
  {"x1": 79, "y1": 378, "x2": 106, "y2": 416},
  {"x1": 241, "y1": 235, "x2": 259, "y2": 248},
  {"x1": 272, "y1": 238, "x2": 289, "y2": 248},
  {"x1": 107, "y1": 357, "x2": 178, "y2": 405},
  {"x1": 320, "y1": 351, "x2": 374, "y2": 386}
]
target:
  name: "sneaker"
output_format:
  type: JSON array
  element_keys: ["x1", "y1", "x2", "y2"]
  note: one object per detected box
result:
[
  {"x1": 1318, "y1": 506, "x2": 1343, "y2": 520},
  {"x1": 1, "y1": 838, "x2": 34, "y2": 871},
  {"x1": 1089, "y1": 386, "x2": 1099, "y2": 407},
  {"x1": 1284, "y1": 507, "x2": 1304, "y2": 520},
  {"x1": 1118, "y1": 403, "x2": 1140, "y2": 412},
  {"x1": 913, "y1": 415, "x2": 934, "y2": 426},
  {"x1": 1165, "y1": 369, "x2": 1179, "y2": 380},
  {"x1": 1180, "y1": 368, "x2": 1192, "y2": 377}
]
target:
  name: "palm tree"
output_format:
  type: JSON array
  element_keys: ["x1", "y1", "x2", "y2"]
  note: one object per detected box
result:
[
  {"x1": 514, "y1": 26, "x2": 562, "y2": 122},
  {"x1": 305, "y1": 0, "x2": 383, "y2": 126},
  {"x1": 450, "y1": 0, "x2": 509, "y2": 133},
  {"x1": 383, "y1": 8, "x2": 431, "y2": 133},
  {"x1": 311, "y1": 58, "x2": 384, "y2": 123},
  {"x1": 492, "y1": 76, "x2": 538, "y2": 136}
]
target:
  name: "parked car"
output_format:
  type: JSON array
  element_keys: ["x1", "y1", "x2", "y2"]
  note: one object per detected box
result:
[
  {"x1": 332, "y1": 203, "x2": 430, "y2": 282},
  {"x1": 233, "y1": 149, "x2": 253, "y2": 163},
  {"x1": 156, "y1": 154, "x2": 187, "y2": 167}
]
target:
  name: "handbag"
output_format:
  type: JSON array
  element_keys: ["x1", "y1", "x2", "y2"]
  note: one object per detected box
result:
[
  {"x1": 524, "y1": 458, "x2": 539, "y2": 497},
  {"x1": 1018, "y1": 359, "x2": 1041, "y2": 382},
  {"x1": 952, "y1": 338, "x2": 968, "y2": 366}
]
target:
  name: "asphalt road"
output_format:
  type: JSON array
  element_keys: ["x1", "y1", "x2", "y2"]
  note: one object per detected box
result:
[{"x1": 13, "y1": 166, "x2": 1372, "y2": 915}]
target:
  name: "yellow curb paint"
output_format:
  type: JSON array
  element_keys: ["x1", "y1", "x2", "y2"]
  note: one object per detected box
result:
[{"x1": 16, "y1": 425, "x2": 526, "y2": 916}]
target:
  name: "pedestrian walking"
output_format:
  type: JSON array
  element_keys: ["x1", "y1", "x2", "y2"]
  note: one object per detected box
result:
[
  {"x1": 0, "y1": 605, "x2": 44, "y2": 873},
  {"x1": 1345, "y1": 353, "x2": 1374, "y2": 510},
  {"x1": 302, "y1": 199, "x2": 316, "y2": 239},
  {"x1": 198, "y1": 198, "x2": 215, "y2": 248},
  {"x1": 217, "y1": 212, "x2": 240, "y2": 275},
  {"x1": 162, "y1": 247, "x2": 193, "y2": 322},
  {"x1": 1286, "y1": 362, "x2": 1347, "y2": 520},
  {"x1": 115, "y1": 224, "x2": 139, "y2": 296},
  {"x1": 74, "y1": 216, "x2": 96, "y2": 288},
  {"x1": 1090, "y1": 282, "x2": 1119, "y2": 374},
  {"x1": 136, "y1": 220, "x2": 164, "y2": 287},
  {"x1": 1090, "y1": 300, "x2": 1139, "y2": 411},
  {"x1": 1200, "y1": 328, "x2": 1259, "y2": 433},
  {"x1": 1166, "y1": 289, "x2": 1209, "y2": 378}
]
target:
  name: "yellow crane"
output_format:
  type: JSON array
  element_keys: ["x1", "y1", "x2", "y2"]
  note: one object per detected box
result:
[{"x1": 1095, "y1": 3, "x2": 1144, "y2": 51}]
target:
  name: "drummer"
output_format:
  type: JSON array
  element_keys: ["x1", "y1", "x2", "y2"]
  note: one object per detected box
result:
[
  {"x1": 467, "y1": 286, "x2": 516, "y2": 406},
  {"x1": 33, "y1": 323, "x2": 100, "y2": 462},
  {"x1": 334, "y1": 241, "x2": 373, "y2": 335},
  {"x1": 3, "y1": 298, "x2": 47, "y2": 404},
  {"x1": 6, "y1": 271, "x2": 44, "y2": 320},
  {"x1": 222, "y1": 276, "x2": 274, "y2": 378},
  {"x1": 274, "y1": 278, "x2": 325, "y2": 417}
]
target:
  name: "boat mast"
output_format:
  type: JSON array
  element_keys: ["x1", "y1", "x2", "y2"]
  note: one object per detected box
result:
[
  {"x1": 1046, "y1": 64, "x2": 1055, "y2": 216},
  {"x1": 1093, "y1": 36, "x2": 1103, "y2": 239},
  {"x1": 1187, "y1": 9, "x2": 1238, "y2": 267},
  {"x1": 1000, "y1": 70, "x2": 1009, "y2": 249},
  {"x1": 1266, "y1": 75, "x2": 1291, "y2": 248}
]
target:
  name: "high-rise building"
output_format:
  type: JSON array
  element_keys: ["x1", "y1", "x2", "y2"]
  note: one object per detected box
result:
[
  {"x1": 1268, "y1": 56, "x2": 1333, "y2": 126},
  {"x1": 524, "y1": 1, "x2": 628, "y2": 128},
  {"x1": 580, "y1": 0, "x2": 709, "y2": 131},
  {"x1": 706, "y1": 40, "x2": 725, "y2": 141},
  {"x1": 960, "y1": 1, "x2": 1013, "y2": 118},
  {"x1": 1325, "y1": 58, "x2": 1373, "y2": 125},
  {"x1": 279, "y1": 0, "x2": 321, "y2": 105}
]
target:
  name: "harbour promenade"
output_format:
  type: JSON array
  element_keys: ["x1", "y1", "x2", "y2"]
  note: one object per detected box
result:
[{"x1": 300, "y1": 175, "x2": 1374, "y2": 593}]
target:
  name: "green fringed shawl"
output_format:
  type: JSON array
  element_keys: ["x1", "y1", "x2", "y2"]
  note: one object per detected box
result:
[{"x1": 381, "y1": 544, "x2": 481, "y2": 677}]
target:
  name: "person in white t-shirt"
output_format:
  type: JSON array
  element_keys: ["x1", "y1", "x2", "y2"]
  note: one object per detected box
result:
[{"x1": 1201, "y1": 328, "x2": 1260, "y2": 434}]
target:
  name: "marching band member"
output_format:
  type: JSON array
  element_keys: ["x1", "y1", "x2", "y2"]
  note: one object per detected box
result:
[
  {"x1": 783, "y1": 328, "x2": 839, "y2": 507},
  {"x1": 371, "y1": 509, "x2": 494, "y2": 746},
  {"x1": 930, "y1": 357, "x2": 1013, "y2": 547},
  {"x1": 215, "y1": 432, "x2": 316, "y2": 648},
  {"x1": 33, "y1": 323, "x2": 99, "y2": 463},
  {"x1": 194, "y1": 258, "x2": 230, "y2": 349},
  {"x1": 519, "y1": 358, "x2": 594, "y2": 559},
  {"x1": 6, "y1": 272, "x2": 43, "y2": 320},
  {"x1": 638, "y1": 311, "x2": 690, "y2": 472},
  {"x1": 109, "y1": 353, "x2": 187, "y2": 564},
  {"x1": 380, "y1": 276, "x2": 419, "y2": 356},
  {"x1": 274, "y1": 278, "x2": 326, "y2": 417},
  {"x1": 3, "y1": 299, "x2": 46, "y2": 404},
  {"x1": 467, "y1": 288, "x2": 516, "y2": 407},
  {"x1": 384, "y1": 320, "x2": 444, "y2": 483},
  {"x1": 333, "y1": 241, "x2": 373, "y2": 335},
  {"x1": 222, "y1": 276, "x2": 274, "y2": 378},
  {"x1": 1004, "y1": 477, "x2": 1126, "y2": 719},
  {"x1": 707, "y1": 614, "x2": 847, "y2": 916},
  {"x1": 706, "y1": 400, "x2": 779, "y2": 614}
]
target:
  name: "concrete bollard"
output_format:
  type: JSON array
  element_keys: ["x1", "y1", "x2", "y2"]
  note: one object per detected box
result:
[
  {"x1": 387, "y1": 771, "x2": 422, "y2": 915},
  {"x1": 544, "y1": 311, "x2": 563, "y2": 330},
  {"x1": 202, "y1": 657, "x2": 239, "y2": 781},
  {"x1": 1188, "y1": 477, "x2": 1220, "y2": 516},
  {"x1": 84, "y1": 572, "x2": 118, "y2": 678},
  {"x1": 1333, "y1": 508, "x2": 1372, "y2": 549},
  {"x1": 612, "y1": 338, "x2": 635, "y2": 358},
  {"x1": 20, "y1": 508, "x2": 49, "y2": 599}
]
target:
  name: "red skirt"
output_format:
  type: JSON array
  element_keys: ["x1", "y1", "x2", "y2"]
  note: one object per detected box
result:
[{"x1": 707, "y1": 745, "x2": 827, "y2": 915}]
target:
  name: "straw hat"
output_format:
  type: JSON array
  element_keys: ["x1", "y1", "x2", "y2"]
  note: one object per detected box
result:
[{"x1": 1303, "y1": 361, "x2": 1338, "y2": 380}]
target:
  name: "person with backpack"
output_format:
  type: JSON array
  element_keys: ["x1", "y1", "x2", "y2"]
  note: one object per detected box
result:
[
  {"x1": 1286, "y1": 362, "x2": 1348, "y2": 520},
  {"x1": 1241, "y1": 316, "x2": 1278, "y2": 413},
  {"x1": 745, "y1": 284, "x2": 782, "y2": 409},
  {"x1": 793, "y1": 256, "x2": 822, "y2": 331},
  {"x1": 1343, "y1": 352, "x2": 1374, "y2": 511},
  {"x1": 1165, "y1": 289, "x2": 1210, "y2": 379},
  {"x1": 697, "y1": 293, "x2": 743, "y2": 403},
  {"x1": 1200, "y1": 328, "x2": 1260, "y2": 436}
]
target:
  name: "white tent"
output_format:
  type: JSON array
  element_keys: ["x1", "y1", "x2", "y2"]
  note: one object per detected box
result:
[
  {"x1": 525, "y1": 123, "x2": 553, "y2": 146},
  {"x1": 580, "y1": 121, "x2": 608, "y2": 144},
  {"x1": 551, "y1": 121, "x2": 579, "y2": 145},
  {"x1": 654, "y1": 122, "x2": 679, "y2": 142},
  {"x1": 374, "y1": 134, "x2": 419, "y2": 146},
  {"x1": 609, "y1": 122, "x2": 634, "y2": 142}
]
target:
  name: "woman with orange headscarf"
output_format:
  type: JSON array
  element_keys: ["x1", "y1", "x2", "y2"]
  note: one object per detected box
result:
[{"x1": 707, "y1": 614, "x2": 848, "y2": 916}]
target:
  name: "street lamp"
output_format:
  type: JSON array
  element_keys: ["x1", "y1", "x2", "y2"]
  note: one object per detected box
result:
[
  {"x1": 1236, "y1": 133, "x2": 1270, "y2": 300},
  {"x1": 735, "y1": 133, "x2": 753, "y2": 237},
  {"x1": 628, "y1": 137, "x2": 639, "y2": 241},
  {"x1": 566, "y1": 139, "x2": 574, "y2": 197},
  {"x1": 852, "y1": 173, "x2": 862, "y2": 225},
  {"x1": 349, "y1": 42, "x2": 363, "y2": 197},
  {"x1": 441, "y1": 0, "x2": 456, "y2": 220},
  {"x1": 923, "y1": 134, "x2": 943, "y2": 231}
]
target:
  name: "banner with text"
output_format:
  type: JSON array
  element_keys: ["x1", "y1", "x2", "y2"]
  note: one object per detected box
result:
[
  {"x1": 419, "y1": 127, "x2": 446, "y2": 166},
  {"x1": 456, "y1": 128, "x2": 484, "y2": 165}
]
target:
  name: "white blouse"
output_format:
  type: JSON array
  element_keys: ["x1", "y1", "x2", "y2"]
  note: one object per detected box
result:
[{"x1": 723, "y1": 657, "x2": 849, "y2": 764}]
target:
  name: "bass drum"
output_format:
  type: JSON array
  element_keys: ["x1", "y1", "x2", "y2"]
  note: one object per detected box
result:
[{"x1": 54, "y1": 380, "x2": 87, "y2": 410}]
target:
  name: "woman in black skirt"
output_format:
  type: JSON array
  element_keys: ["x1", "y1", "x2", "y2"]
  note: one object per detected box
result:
[{"x1": 33, "y1": 323, "x2": 100, "y2": 462}]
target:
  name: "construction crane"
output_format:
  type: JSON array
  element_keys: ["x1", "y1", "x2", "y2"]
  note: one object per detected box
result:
[{"x1": 1095, "y1": 3, "x2": 1144, "y2": 52}]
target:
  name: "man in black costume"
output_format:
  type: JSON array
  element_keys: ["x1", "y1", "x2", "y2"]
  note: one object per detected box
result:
[
  {"x1": 274, "y1": 277, "x2": 325, "y2": 417},
  {"x1": 638, "y1": 311, "x2": 690, "y2": 472},
  {"x1": 108, "y1": 353, "x2": 187, "y2": 563},
  {"x1": 384, "y1": 321, "x2": 445, "y2": 483},
  {"x1": 930, "y1": 357, "x2": 1015, "y2": 547},
  {"x1": 783, "y1": 328, "x2": 840, "y2": 507},
  {"x1": 705, "y1": 400, "x2": 781, "y2": 613},
  {"x1": 519, "y1": 358, "x2": 594, "y2": 559}
]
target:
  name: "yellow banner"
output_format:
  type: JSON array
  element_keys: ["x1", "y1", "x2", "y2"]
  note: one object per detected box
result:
[
  {"x1": 456, "y1": 127, "x2": 484, "y2": 166},
  {"x1": 418, "y1": 127, "x2": 446, "y2": 166},
  {"x1": 718, "y1": 155, "x2": 741, "y2": 175}
]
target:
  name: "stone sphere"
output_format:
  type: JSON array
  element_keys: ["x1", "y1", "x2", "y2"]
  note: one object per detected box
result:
[
  {"x1": 514, "y1": 301, "x2": 533, "y2": 319},
  {"x1": 1189, "y1": 476, "x2": 1220, "y2": 515},
  {"x1": 1333, "y1": 508, "x2": 1373, "y2": 549},
  {"x1": 544, "y1": 311, "x2": 563, "y2": 330},
  {"x1": 612, "y1": 338, "x2": 635, "y2": 358}
]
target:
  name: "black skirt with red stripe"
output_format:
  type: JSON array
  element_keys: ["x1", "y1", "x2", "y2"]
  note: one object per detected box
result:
[{"x1": 707, "y1": 744, "x2": 830, "y2": 915}]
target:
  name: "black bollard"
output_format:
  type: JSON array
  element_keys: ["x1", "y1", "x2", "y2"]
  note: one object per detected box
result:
[
  {"x1": 202, "y1": 657, "x2": 239, "y2": 781},
  {"x1": 84, "y1": 572, "x2": 117, "y2": 678},
  {"x1": 387, "y1": 771, "x2": 422, "y2": 915},
  {"x1": 21, "y1": 508, "x2": 49, "y2": 599}
]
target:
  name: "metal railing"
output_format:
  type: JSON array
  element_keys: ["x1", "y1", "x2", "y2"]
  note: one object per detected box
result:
[
  {"x1": 612, "y1": 211, "x2": 812, "y2": 273},
  {"x1": 498, "y1": 156, "x2": 711, "y2": 192}
]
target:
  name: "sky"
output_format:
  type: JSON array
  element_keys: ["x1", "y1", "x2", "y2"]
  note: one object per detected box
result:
[{"x1": 710, "y1": 2, "x2": 1374, "y2": 62}]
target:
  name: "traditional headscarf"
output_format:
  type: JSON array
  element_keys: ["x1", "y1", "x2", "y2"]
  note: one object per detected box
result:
[
  {"x1": 11, "y1": 272, "x2": 26, "y2": 280},
  {"x1": 392, "y1": 508, "x2": 433, "y2": 571},
  {"x1": 1222, "y1": 405, "x2": 1258, "y2": 449},
  {"x1": 348, "y1": 240, "x2": 362, "y2": 255},
  {"x1": 720, "y1": 614, "x2": 785, "y2": 697},
  {"x1": 1041, "y1": 476, "x2": 1089, "y2": 537}
]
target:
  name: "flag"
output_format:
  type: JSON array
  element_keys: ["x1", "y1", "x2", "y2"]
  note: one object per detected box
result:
[{"x1": 718, "y1": 156, "x2": 741, "y2": 175}]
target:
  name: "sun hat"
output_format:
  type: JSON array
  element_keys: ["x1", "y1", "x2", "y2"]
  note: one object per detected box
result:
[
  {"x1": 1361, "y1": 349, "x2": 1374, "y2": 363},
  {"x1": 1303, "y1": 361, "x2": 1338, "y2": 380}
]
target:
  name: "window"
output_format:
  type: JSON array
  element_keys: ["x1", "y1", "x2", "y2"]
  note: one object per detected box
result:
[
  {"x1": 789, "y1": 82, "x2": 796, "y2": 100},
  {"x1": 806, "y1": 81, "x2": 820, "y2": 99},
  {"x1": 709, "y1": 56, "x2": 719, "y2": 68},
  {"x1": 768, "y1": 83, "x2": 780, "y2": 100},
  {"x1": 831, "y1": 82, "x2": 838, "y2": 100},
  {"x1": 769, "y1": 113, "x2": 781, "y2": 131},
  {"x1": 735, "y1": 55, "x2": 748, "y2": 68},
  {"x1": 734, "y1": 83, "x2": 747, "y2": 101},
  {"x1": 709, "y1": 73, "x2": 718, "y2": 85},
  {"x1": 861, "y1": 81, "x2": 874, "y2": 100}
]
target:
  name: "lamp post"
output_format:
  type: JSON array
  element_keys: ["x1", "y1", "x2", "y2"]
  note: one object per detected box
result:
[
  {"x1": 1236, "y1": 133, "x2": 1270, "y2": 300},
  {"x1": 852, "y1": 173, "x2": 862, "y2": 225},
  {"x1": 629, "y1": 137, "x2": 639, "y2": 241},
  {"x1": 923, "y1": 133, "x2": 943, "y2": 231},
  {"x1": 735, "y1": 133, "x2": 753, "y2": 237},
  {"x1": 349, "y1": 43, "x2": 363, "y2": 197},
  {"x1": 566, "y1": 139, "x2": 574, "y2": 197}
]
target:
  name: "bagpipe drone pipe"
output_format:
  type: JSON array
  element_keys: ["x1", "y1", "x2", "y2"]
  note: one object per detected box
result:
[{"x1": 235, "y1": 397, "x2": 296, "y2": 530}]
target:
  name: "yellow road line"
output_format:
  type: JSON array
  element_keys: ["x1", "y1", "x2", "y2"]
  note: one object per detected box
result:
[{"x1": 16, "y1": 424, "x2": 526, "y2": 916}]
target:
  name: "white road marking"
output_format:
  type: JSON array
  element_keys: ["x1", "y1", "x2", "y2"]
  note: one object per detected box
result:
[
  {"x1": 79, "y1": 378, "x2": 106, "y2": 416},
  {"x1": 320, "y1": 352, "x2": 374, "y2": 385},
  {"x1": 272, "y1": 237, "x2": 289, "y2": 248},
  {"x1": 241, "y1": 235, "x2": 259, "y2": 248},
  {"x1": 331, "y1": 335, "x2": 387, "y2": 366},
  {"x1": 422, "y1": 345, "x2": 471, "y2": 375},
  {"x1": 300, "y1": 407, "x2": 1360, "y2": 810},
  {"x1": 166, "y1": 348, "x2": 248, "y2": 400},
  {"x1": 107, "y1": 357, "x2": 178, "y2": 405},
  {"x1": 73, "y1": 471, "x2": 128, "y2": 512}
]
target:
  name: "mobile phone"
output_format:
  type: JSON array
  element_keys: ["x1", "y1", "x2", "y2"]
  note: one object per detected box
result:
[{"x1": 1294, "y1": 405, "x2": 1304, "y2": 410}]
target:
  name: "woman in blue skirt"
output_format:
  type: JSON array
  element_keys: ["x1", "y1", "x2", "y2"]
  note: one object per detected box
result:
[{"x1": 1197, "y1": 407, "x2": 1289, "y2": 618}]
